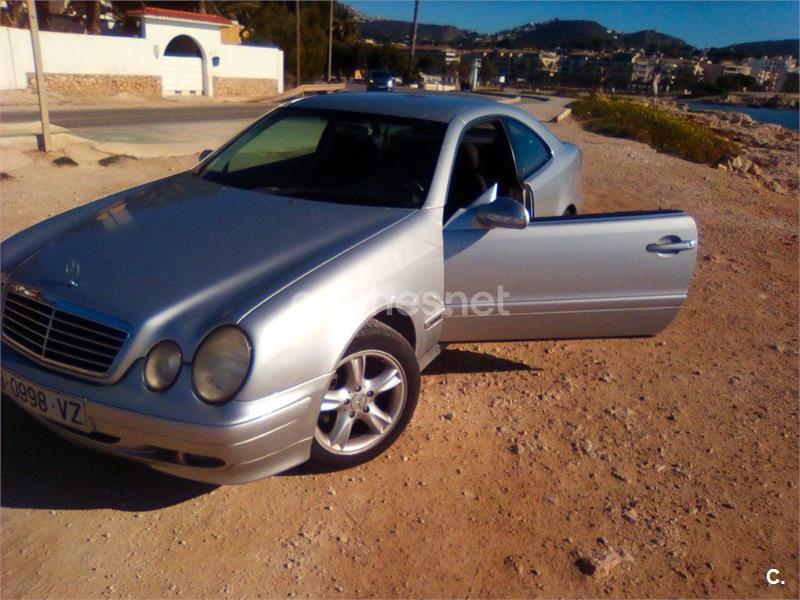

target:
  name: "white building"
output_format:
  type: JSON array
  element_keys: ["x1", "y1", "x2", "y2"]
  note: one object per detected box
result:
[{"x1": 1, "y1": 7, "x2": 283, "y2": 97}]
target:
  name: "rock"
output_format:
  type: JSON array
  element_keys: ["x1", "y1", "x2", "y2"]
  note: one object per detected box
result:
[
  {"x1": 611, "y1": 467, "x2": 629, "y2": 482},
  {"x1": 443, "y1": 412, "x2": 455, "y2": 421},
  {"x1": 716, "y1": 164, "x2": 728, "y2": 172},
  {"x1": 575, "y1": 547, "x2": 633, "y2": 577},
  {"x1": 622, "y1": 508, "x2": 638, "y2": 524},
  {"x1": 579, "y1": 438, "x2": 593, "y2": 454},
  {"x1": 504, "y1": 555, "x2": 525, "y2": 576}
]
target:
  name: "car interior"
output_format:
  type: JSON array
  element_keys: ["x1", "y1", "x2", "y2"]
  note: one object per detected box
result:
[
  {"x1": 202, "y1": 110, "x2": 446, "y2": 209},
  {"x1": 444, "y1": 120, "x2": 525, "y2": 222}
]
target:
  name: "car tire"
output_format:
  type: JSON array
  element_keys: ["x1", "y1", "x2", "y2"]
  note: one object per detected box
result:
[{"x1": 309, "y1": 320, "x2": 420, "y2": 470}]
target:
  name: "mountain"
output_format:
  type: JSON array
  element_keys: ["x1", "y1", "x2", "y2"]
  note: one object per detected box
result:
[
  {"x1": 356, "y1": 13, "x2": 784, "y2": 58},
  {"x1": 358, "y1": 17, "x2": 688, "y2": 53},
  {"x1": 620, "y1": 30, "x2": 689, "y2": 52},
  {"x1": 709, "y1": 39, "x2": 799, "y2": 59},
  {"x1": 360, "y1": 18, "x2": 465, "y2": 45},
  {"x1": 488, "y1": 19, "x2": 618, "y2": 50}
]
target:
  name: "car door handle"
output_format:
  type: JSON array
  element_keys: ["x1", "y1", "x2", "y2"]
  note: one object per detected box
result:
[{"x1": 646, "y1": 239, "x2": 697, "y2": 253}]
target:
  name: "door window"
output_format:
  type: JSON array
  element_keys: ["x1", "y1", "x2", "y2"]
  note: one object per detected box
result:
[
  {"x1": 445, "y1": 120, "x2": 522, "y2": 222},
  {"x1": 504, "y1": 118, "x2": 551, "y2": 179}
]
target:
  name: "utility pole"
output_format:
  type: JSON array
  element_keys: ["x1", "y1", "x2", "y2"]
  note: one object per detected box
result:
[
  {"x1": 26, "y1": 0, "x2": 52, "y2": 152},
  {"x1": 295, "y1": 0, "x2": 301, "y2": 87},
  {"x1": 327, "y1": 0, "x2": 334, "y2": 82},
  {"x1": 406, "y1": 0, "x2": 419, "y2": 84}
]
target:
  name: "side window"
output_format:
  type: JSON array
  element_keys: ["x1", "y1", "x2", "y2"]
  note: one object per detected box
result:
[
  {"x1": 505, "y1": 118, "x2": 551, "y2": 179},
  {"x1": 445, "y1": 121, "x2": 520, "y2": 222}
]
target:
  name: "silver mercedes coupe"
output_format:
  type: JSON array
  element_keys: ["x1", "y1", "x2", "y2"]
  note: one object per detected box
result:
[{"x1": 0, "y1": 93, "x2": 698, "y2": 483}]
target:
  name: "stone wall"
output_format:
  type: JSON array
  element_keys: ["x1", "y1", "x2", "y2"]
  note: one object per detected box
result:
[
  {"x1": 213, "y1": 76, "x2": 278, "y2": 98},
  {"x1": 26, "y1": 73, "x2": 161, "y2": 97}
]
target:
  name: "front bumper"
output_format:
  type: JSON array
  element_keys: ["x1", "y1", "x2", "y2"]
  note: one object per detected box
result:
[{"x1": 2, "y1": 343, "x2": 331, "y2": 484}]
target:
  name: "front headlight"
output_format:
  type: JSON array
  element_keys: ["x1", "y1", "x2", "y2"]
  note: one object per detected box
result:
[
  {"x1": 144, "y1": 341, "x2": 182, "y2": 392},
  {"x1": 192, "y1": 326, "x2": 251, "y2": 404}
]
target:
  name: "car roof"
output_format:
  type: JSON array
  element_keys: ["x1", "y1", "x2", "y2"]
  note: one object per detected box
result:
[{"x1": 293, "y1": 92, "x2": 507, "y2": 123}]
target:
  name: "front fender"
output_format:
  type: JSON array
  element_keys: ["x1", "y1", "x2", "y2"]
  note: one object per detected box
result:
[{"x1": 235, "y1": 209, "x2": 444, "y2": 401}]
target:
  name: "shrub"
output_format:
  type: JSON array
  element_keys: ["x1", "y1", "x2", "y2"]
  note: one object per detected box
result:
[{"x1": 571, "y1": 96, "x2": 738, "y2": 165}]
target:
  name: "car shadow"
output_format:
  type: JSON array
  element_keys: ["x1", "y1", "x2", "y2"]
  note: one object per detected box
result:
[
  {"x1": 1, "y1": 399, "x2": 216, "y2": 512},
  {"x1": 424, "y1": 348, "x2": 540, "y2": 375}
]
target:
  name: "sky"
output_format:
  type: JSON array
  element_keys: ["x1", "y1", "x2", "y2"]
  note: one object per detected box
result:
[{"x1": 347, "y1": 1, "x2": 800, "y2": 48}]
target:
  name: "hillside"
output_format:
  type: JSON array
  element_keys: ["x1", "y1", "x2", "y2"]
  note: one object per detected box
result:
[
  {"x1": 710, "y1": 39, "x2": 799, "y2": 58},
  {"x1": 357, "y1": 14, "x2": 789, "y2": 58},
  {"x1": 360, "y1": 18, "x2": 465, "y2": 45},
  {"x1": 358, "y1": 17, "x2": 690, "y2": 53},
  {"x1": 620, "y1": 29, "x2": 689, "y2": 52},
  {"x1": 489, "y1": 19, "x2": 617, "y2": 50}
]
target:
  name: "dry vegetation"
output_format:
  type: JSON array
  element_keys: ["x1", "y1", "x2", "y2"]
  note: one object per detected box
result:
[{"x1": 572, "y1": 96, "x2": 739, "y2": 165}]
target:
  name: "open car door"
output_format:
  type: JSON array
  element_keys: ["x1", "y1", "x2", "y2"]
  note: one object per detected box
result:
[{"x1": 442, "y1": 206, "x2": 698, "y2": 342}]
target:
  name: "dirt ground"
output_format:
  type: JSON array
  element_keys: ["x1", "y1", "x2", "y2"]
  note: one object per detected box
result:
[{"x1": 1, "y1": 118, "x2": 798, "y2": 599}]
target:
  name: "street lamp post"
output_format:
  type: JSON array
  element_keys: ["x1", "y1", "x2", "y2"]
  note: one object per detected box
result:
[
  {"x1": 295, "y1": 0, "x2": 301, "y2": 87},
  {"x1": 406, "y1": 0, "x2": 420, "y2": 85},
  {"x1": 26, "y1": 0, "x2": 52, "y2": 152}
]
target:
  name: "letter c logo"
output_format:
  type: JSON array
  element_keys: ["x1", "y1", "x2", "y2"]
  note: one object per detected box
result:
[{"x1": 766, "y1": 569, "x2": 783, "y2": 585}]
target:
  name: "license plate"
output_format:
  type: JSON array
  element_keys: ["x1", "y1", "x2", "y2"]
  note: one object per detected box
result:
[{"x1": 1, "y1": 369, "x2": 91, "y2": 433}]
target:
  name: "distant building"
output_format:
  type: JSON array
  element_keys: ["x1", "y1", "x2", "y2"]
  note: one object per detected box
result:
[
  {"x1": 749, "y1": 56, "x2": 797, "y2": 91},
  {"x1": 415, "y1": 46, "x2": 459, "y2": 66},
  {"x1": 721, "y1": 61, "x2": 753, "y2": 77}
]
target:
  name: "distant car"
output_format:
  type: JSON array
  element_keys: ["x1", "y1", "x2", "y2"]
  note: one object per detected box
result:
[
  {"x1": 0, "y1": 93, "x2": 698, "y2": 484},
  {"x1": 367, "y1": 69, "x2": 394, "y2": 91}
]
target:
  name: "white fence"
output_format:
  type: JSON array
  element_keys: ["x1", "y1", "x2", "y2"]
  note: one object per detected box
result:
[{"x1": 0, "y1": 25, "x2": 283, "y2": 96}]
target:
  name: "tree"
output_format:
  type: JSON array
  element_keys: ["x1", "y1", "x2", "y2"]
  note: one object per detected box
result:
[
  {"x1": 211, "y1": 1, "x2": 361, "y2": 84},
  {"x1": 480, "y1": 56, "x2": 498, "y2": 83}
]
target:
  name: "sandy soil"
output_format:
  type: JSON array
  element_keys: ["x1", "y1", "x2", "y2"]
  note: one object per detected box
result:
[{"x1": 1, "y1": 119, "x2": 798, "y2": 598}]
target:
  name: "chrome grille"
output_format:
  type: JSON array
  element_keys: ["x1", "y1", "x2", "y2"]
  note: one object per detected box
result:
[{"x1": 2, "y1": 291, "x2": 127, "y2": 375}]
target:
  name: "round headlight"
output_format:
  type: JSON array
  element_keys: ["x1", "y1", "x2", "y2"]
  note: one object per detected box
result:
[
  {"x1": 144, "y1": 341, "x2": 182, "y2": 392},
  {"x1": 192, "y1": 326, "x2": 251, "y2": 405}
]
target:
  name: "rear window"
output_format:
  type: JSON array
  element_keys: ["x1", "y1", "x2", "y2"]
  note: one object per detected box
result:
[{"x1": 199, "y1": 107, "x2": 446, "y2": 208}]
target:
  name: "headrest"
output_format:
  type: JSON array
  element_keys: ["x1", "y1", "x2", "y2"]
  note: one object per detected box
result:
[{"x1": 458, "y1": 143, "x2": 480, "y2": 169}]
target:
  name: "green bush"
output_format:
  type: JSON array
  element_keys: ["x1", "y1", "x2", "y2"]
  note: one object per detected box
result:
[{"x1": 571, "y1": 96, "x2": 738, "y2": 165}]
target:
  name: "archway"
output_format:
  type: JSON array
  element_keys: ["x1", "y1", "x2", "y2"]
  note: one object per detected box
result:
[{"x1": 162, "y1": 35, "x2": 205, "y2": 95}]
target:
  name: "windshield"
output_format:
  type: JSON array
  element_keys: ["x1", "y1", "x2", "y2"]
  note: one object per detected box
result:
[
  {"x1": 198, "y1": 106, "x2": 446, "y2": 208},
  {"x1": 370, "y1": 70, "x2": 390, "y2": 79}
]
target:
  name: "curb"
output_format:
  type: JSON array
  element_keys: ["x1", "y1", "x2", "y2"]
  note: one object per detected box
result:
[{"x1": 551, "y1": 107, "x2": 572, "y2": 123}]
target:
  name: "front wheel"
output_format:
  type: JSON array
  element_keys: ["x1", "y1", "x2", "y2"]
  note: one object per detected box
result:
[{"x1": 310, "y1": 320, "x2": 420, "y2": 470}]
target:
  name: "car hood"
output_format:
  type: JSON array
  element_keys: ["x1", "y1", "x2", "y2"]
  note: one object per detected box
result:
[{"x1": 8, "y1": 173, "x2": 414, "y2": 340}]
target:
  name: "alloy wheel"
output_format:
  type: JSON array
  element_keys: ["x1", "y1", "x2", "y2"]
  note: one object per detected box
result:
[{"x1": 314, "y1": 349, "x2": 407, "y2": 455}]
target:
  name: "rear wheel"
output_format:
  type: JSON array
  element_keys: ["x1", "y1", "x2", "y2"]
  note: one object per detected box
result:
[{"x1": 310, "y1": 320, "x2": 420, "y2": 469}]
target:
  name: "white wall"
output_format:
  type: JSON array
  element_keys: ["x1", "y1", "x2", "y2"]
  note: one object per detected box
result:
[
  {"x1": 216, "y1": 44, "x2": 284, "y2": 93},
  {"x1": 0, "y1": 23, "x2": 284, "y2": 95},
  {"x1": 143, "y1": 18, "x2": 220, "y2": 95},
  {"x1": 1, "y1": 26, "x2": 158, "y2": 89}
]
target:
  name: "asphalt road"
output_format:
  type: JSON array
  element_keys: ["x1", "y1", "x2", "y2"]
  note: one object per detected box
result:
[{"x1": 1, "y1": 104, "x2": 274, "y2": 128}]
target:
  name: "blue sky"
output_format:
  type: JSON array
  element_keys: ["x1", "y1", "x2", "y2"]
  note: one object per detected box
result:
[{"x1": 347, "y1": 1, "x2": 800, "y2": 48}]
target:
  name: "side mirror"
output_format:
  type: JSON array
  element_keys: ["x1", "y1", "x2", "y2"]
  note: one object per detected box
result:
[
  {"x1": 475, "y1": 197, "x2": 530, "y2": 230},
  {"x1": 198, "y1": 149, "x2": 214, "y2": 162}
]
